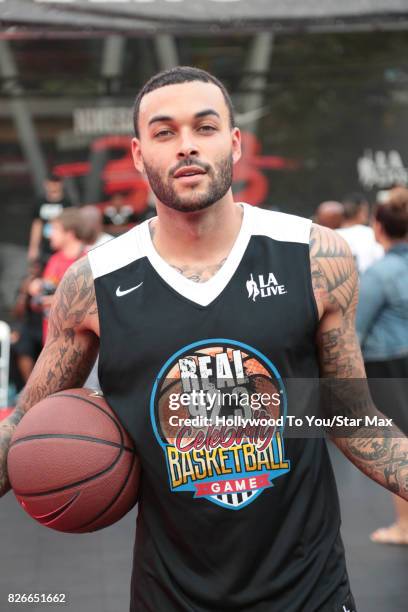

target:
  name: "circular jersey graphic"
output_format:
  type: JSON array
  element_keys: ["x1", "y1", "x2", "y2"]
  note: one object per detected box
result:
[{"x1": 150, "y1": 339, "x2": 290, "y2": 510}]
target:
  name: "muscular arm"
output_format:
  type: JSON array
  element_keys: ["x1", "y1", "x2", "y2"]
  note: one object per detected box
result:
[
  {"x1": 0, "y1": 257, "x2": 99, "y2": 497},
  {"x1": 310, "y1": 224, "x2": 408, "y2": 501}
]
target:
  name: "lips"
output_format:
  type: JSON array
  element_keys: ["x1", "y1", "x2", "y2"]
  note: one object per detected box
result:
[{"x1": 173, "y1": 166, "x2": 206, "y2": 179}]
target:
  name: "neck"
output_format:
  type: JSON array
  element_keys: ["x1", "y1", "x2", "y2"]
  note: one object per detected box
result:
[
  {"x1": 383, "y1": 237, "x2": 407, "y2": 252},
  {"x1": 62, "y1": 239, "x2": 83, "y2": 259},
  {"x1": 150, "y1": 194, "x2": 244, "y2": 266}
]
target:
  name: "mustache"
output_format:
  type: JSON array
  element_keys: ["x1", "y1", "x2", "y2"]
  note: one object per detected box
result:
[{"x1": 170, "y1": 158, "x2": 211, "y2": 177}]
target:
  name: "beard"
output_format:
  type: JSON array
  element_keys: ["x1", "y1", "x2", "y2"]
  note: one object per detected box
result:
[{"x1": 143, "y1": 153, "x2": 233, "y2": 213}]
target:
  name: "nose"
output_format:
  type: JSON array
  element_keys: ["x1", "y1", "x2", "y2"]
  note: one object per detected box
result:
[{"x1": 177, "y1": 129, "x2": 199, "y2": 159}]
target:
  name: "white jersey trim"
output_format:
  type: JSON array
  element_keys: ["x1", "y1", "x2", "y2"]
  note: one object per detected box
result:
[
  {"x1": 88, "y1": 225, "x2": 145, "y2": 280},
  {"x1": 88, "y1": 204, "x2": 312, "y2": 305},
  {"x1": 249, "y1": 206, "x2": 312, "y2": 244}
]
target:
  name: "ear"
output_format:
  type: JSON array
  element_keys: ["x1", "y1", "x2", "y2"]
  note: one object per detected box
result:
[
  {"x1": 131, "y1": 138, "x2": 144, "y2": 174},
  {"x1": 231, "y1": 127, "x2": 242, "y2": 165}
]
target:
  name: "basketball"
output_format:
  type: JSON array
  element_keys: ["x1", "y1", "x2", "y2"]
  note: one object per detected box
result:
[{"x1": 7, "y1": 388, "x2": 140, "y2": 534}]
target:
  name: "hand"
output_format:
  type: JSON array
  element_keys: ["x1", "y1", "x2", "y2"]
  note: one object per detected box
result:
[
  {"x1": 27, "y1": 278, "x2": 43, "y2": 297},
  {"x1": 41, "y1": 295, "x2": 54, "y2": 310}
]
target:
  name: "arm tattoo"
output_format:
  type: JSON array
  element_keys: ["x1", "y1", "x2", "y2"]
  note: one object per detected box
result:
[
  {"x1": 311, "y1": 224, "x2": 363, "y2": 378},
  {"x1": 343, "y1": 436, "x2": 408, "y2": 498},
  {"x1": 310, "y1": 224, "x2": 358, "y2": 315},
  {"x1": 0, "y1": 408, "x2": 25, "y2": 495},
  {"x1": 310, "y1": 224, "x2": 408, "y2": 500},
  {"x1": 0, "y1": 257, "x2": 99, "y2": 497}
]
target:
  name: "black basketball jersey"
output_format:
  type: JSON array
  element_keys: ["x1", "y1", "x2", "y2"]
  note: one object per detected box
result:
[{"x1": 88, "y1": 204, "x2": 353, "y2": 612}]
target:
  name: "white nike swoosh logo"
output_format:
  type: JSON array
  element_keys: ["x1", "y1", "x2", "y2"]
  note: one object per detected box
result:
[{"x1": 116, "y1": 282, "x2": 143, "y2": 297}]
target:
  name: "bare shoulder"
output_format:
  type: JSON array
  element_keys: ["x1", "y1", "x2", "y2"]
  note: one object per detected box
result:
[
  {"x1": 309, "y1": 223, "x2": 358, "y2": 319},
  {"x1": 48, "y1": 255, "x2": 99, "y2": 338}
]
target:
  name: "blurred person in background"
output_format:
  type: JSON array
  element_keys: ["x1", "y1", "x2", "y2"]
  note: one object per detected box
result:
[
  {"x1": 314, "y1": 200, "x2": 344, "y2": 229},
  {"x1": 337, "y1": 192, "x2": 383, "y2": 274},
  {"x1": 356, "y1": 188, "x2": 408, "y2": 545},
  {"x1": 80, "y1": 205, "x2": 113, "y2": 250},
  {"x1": 28, "y1": 174, "x2": 72, "y2": 264},
  {"x1": 79, "y1": 205, "x2": 112, "y2": 390},
  {"x1": 10, "y1": 259, "x2": 44, "y2": 385},
  {"x1": 28, "y1": 208, "x2": 86, "y2": 342},
  {"x1": 102, "y1": 192, "x2": 139, "y2": 236}
]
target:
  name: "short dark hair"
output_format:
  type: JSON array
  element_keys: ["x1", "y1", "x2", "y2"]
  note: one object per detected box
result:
[
  {"x1": 342, "y1": 192, "x2": 368, "y2": 220},
  {"x1": 133, "y1": 66, "x2": 235, "y2": 138},
  {"x1": 375, "y1": 188, "x2": 408, "y2": 238},
  {"x1": 45, "y1": 173, "x2": 62, "y2": 183}
]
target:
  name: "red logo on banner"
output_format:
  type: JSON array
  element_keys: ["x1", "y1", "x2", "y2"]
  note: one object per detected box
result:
[{"x1": 233, "y1": 132, "x2": 299, "y2": 205}]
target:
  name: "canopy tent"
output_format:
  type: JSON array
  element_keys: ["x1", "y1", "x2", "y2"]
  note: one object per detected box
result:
[{"x1": 1, "y1": 0, "x2": 408, "y2": 37}]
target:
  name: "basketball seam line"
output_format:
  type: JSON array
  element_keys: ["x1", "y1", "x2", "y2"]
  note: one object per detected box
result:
[
  {"x1": 13, "y1": 444, "x2": 125, "y2": 498},
  {"x1": 75, "y1": 451, "x2": 138, "y2": 531},
  {"x1": 10, "y1": 433, "x2": 134, "y2": 453},
  {"x1": 49, "y1": 392, "x2": 127, "y2": 449}
]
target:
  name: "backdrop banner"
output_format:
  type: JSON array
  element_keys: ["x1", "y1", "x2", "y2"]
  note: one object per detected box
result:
[{"x1": 1, "y1": 0, "x2": 408, "y2": 34}]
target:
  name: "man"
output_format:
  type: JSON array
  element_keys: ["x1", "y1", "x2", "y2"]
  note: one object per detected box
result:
[
  {"x1": 337, "y1": 192, "x2": 383, "y2": 274},
  {"x1": 11, "y1": 259, "x2": 44, "y2": 384},
  {"x1": 78, "y1": 206, "x2": 112, "y2": 389},
  {"x1": 79, "y1": 205, "x2": 113, "y2": 250},
  {"x1": 314, "y1": 200, "x2": 344, "y2": 230},
  {"x1": 28, "y1": 208, "x2": 86, "y2": 341},
  {"x1": 27, "y1": 174, "x2": 72, "y2": 264},
  {"x1": 102, "y1": 192, "x2": 139, "y2": 236},
  {"x1": 1, "y1": 67, "x2": 407, "y2": 612}
]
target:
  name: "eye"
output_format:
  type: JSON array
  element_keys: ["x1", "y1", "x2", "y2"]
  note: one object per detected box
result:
[
  {"x1": 198, "y1": 125, "x2": 217, "y2": 133},
  {"x1": 154, "y1": 129, "x2": 173, "y2": 138}
]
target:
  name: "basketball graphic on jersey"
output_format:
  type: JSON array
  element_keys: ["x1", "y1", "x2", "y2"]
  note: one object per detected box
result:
[
  {"x1": 157, "y1": 345, "x2": 280, "y2": 445},
  {"x1": 150, "y1": 339, "x2": 291, "y2": 510}
]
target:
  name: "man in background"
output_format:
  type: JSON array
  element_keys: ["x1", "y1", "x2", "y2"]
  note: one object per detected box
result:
[
  {"x1": 28, "y1": 208, "x2": 86, "y2": 341},
  {"x1": 11, "y1": 259, "x2": 44, "y2": 385},
  {"x1": 337, "y1": 192, "x2": 383, "y2": 274},
  {"x1": 28, "y1": 174, "x2": 72, "y2": 264},
  {"x1": 79, "y1": 205, "x2": 112, "y2": 390},
  {"x1": 314, "y1": 200, "x2": 344, "y2": 229},
  {"x1": 102, "y1": 192, "x2": 139, "y2": 236},
  {"x1": 356, "y1": 187, "x2": 408, "y2": 544},
  {"x1": 80, "y1": 205, "x2": 112, "y2": 250}
]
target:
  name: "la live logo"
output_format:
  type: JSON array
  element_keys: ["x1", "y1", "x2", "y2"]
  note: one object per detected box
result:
[{"x1": 246, "y1": 273, "x2": 287, "y2": 302}]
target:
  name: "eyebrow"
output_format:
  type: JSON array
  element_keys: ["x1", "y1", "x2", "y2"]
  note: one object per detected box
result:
[
  {"x1": 148, "y1": 108, "x2": 221, "y2": 127},
  {"x1": 194, "y1": 109, "x2": 220, "y2": 120}
]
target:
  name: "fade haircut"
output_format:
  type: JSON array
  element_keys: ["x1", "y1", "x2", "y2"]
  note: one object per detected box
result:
[{"x1": 133, "y1": 66, "x2": 235, "y2": 138}]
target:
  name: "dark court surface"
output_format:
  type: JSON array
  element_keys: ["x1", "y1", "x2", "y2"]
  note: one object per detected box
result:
[{"x1": 0, "y1": 444, "x2": 407, "y2": 612}]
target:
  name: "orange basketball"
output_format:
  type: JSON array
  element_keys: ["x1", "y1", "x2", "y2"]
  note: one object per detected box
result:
[{"x1": 7, "y1": 388, "x2": 140, "y2": 534}]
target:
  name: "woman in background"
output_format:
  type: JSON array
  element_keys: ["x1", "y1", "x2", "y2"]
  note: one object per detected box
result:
[{"x1": 357, "y1": 187, "x2": 408, "y2": 545}]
